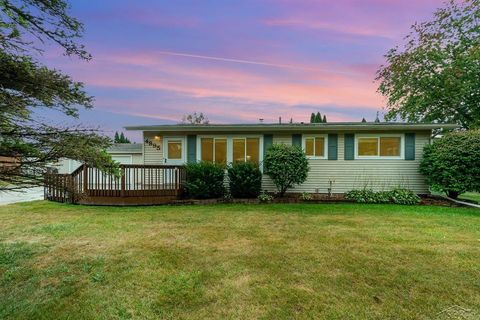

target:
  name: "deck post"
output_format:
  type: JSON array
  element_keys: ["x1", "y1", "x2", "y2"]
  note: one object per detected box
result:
[
  {"x1": 121, "y1": 165, "x2": 126, "y2": 197},
  {"x1": 83, "y1": 164, "x2": 88, "y2": 196}
]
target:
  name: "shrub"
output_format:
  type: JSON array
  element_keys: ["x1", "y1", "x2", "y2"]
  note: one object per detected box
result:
[
  {"x1": 227, "y1": 162, "x2": 262, "y2": 198},
  {"x1": 184, "y1": 161, "x2": 225, "y2": 199},
  {"x1": 301, "y1": 192, "x2": 312, "y2": 201},
  {"x1": 345, "y1": 188, "x2": 420, "y2": 205},
  {"x1": 257, "y1": 191, "x2": 273, "y2": 203},
  {"x1": 420, "y1": 130, "x2": 480, "y2": 198},
  {"x1": 345, "y1": 189, "x2": 388, "y2": 204},
  {"x1": 263, "y1": 144, "x2": 309, "y2": 197},
  {"x1": 389, "y1": 188, "x2": 421, "y2": 205}
]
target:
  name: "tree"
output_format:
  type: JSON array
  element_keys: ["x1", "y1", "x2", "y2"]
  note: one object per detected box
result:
[
  {"x1": 361, "y1": 118, "x2": 367, "y2": 123},
  {"x1": 181, "y1": 112, "x2": 209, "y2": 125},
  {"x1": 322, "y1": 115, "x2": 327, "y2": 123},
  {"x1": 263, "y1": 144, "x2": 309, "y2": 197},
  {"x1": 376, "y1": 0, "x2": 480, "y2": 129},
  {"x1": 310, "y1": 113, "x2": 315, "y2": 123},
  {"x1": 0, "y1": 0, "x2": 115, "y2": 190},
  {"x1": 314, "y1": 112, "x2": 322, "y2": 123},
  {"x1": 420, "y1": 130, "x2": 480, "y2": 199},
  {"x1": 114, "y1": 131, "x2": 130, "y2": 143}
]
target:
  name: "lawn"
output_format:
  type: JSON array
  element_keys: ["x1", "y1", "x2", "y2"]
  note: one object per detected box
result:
[
  {"x1": 459, "y1": 192, "x2": 480, "y2": 204},
  {"x1": 0, "y1": 202, "x2": 479, "y2": 319}
]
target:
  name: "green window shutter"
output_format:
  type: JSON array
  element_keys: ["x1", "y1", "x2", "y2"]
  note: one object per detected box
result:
[
  {"x1": 292, "y1": 134, "x2": 302, "y2": 147},
  {"x1": 186, "y1": 135, "x2": 197, "y2": 163},
  {"x1": 405, "y1": 133, "x2": 415, "y2": 160},
  {"x1": 328, "y1": 134, "x2": 338, "y2": 160},
  {"x1": 344, "y1": 134, "x2": 355, "y2": 160},
  {"x1": 263, "y1": 134, "x2": 273, "y2": 155}
]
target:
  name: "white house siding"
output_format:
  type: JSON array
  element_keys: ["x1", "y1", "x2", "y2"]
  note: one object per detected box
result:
[
  {"x1": 140, "y1": 131, "x2": 431, "y2": 194},
  {"x1": 262, "y1": 131, "x2": 431, "y2": 194},
  {"x1": 143, "y1": 132, "x2": 163, "y2": 164}
]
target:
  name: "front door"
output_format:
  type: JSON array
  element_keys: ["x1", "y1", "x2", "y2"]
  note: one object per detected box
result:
[{"x1": 164, "y1": 137, "x2": 185, "y2": 165}]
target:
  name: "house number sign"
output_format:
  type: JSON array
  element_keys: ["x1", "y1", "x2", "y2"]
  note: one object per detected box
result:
[{"x1": 144, "y1": 138, "x2": 162, "y2": 151}]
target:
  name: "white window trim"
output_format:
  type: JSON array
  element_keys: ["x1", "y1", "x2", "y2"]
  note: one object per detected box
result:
[
  {"x1": 302, "y1": 134, "x2": 328, "y2": 159},
  {"x1": 355, "y1": 133, "x2": 404, "y2": 160},
  {"x1": 197, "y1": 135, "x2": 263, "y2": 166}
]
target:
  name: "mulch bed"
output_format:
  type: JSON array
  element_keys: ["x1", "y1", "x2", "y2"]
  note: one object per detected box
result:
[
  {"x1": 419, "y1": 194, "x2": 460, "y2": 207},
  {"x1": 167, "y1": 193, "x2": 459, "y2": 207}
]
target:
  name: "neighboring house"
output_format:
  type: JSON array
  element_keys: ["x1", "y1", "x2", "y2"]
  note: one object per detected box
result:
[
  {"x1": 125, "y1": 122, "x2": 458, "y2": 194},
  {"x1": 0, "y1": 156, "x2": 19, "y2": 168},
  {"x1": 54, "y1": 143, "x2": 143, "y2": 174}
]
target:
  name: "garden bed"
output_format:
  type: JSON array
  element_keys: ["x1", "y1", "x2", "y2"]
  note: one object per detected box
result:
[{"x1": 167, "y1": 193, "x2": 458, "y2": 207}]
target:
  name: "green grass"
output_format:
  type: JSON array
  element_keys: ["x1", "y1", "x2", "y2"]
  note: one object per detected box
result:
[
  {"x1": 0, "y1": 201, "x2": 479, "y2": 319},
  {"x1": 459, "y1": 192, "x2": 480, "y2": 204}
]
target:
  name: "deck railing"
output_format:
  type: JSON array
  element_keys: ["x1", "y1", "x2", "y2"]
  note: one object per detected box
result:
[{"x1": 45, "y1": 164, "x2": 186, "y2": 204}]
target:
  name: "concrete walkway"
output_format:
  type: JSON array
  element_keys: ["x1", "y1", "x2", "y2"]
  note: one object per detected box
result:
[{"x1": 0, "y1": 187, "x2": 44, "y2": 205}]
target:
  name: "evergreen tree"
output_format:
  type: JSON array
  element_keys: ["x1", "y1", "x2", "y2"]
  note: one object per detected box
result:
[
  {"x1": 0, "y1": 0, "x2": 115, "y2": 190},
  {"x1": 310, "y1": 113, "x2": 315, "y2": 123},
  {"x1": 314, "y1": 112, "x2": 321, "y2": 123},
  {"x1": 322, "y1": 115, "x2": 327, "y2": 123},
  {"x1": 114, "y1": 132, "x2": 131, "y2": 143},
  {"x1": 361, "y1": 118, "x2": 367, "y2": 123}
]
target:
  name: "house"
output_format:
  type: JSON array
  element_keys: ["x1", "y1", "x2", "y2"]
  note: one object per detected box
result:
[
  {"x1": 54, "y1": 143, "x2": 143, "y2": 174},
  {"x1": 125, "y1": 122, "x2": 458, "y2": 194}
]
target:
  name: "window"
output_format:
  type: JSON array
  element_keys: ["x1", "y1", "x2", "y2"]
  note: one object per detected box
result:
[
  {"x1": 246, "y1": 138, "x2": 259, "y2": 163},
  {"x1": 167, "y1": 140, "x2": 182, "y2": 159},
  {"x1": 358, "y1": 138, "x2": 378, "y2": 156},
  {"x1": 380, "y1": 137, "x2": 401, "y2": 156},
  {"x1": 303, "y1": 136, "x2": 326, "y2": 158},
  {"x1": 200, "y1": 138, "x2": 227, "y2": 163},
  {"x1": 357, "y1": 136, "x2": 402, "y2": 158},
  {"x1": 233, "y1": 138, "x2": 260, "y2": 163},
  {"x1": 199, "y1": 136, "x2": 261, "y2": 164},
  {"x1": 233, "y1": 138, "x2": 245, "y2": 163}
]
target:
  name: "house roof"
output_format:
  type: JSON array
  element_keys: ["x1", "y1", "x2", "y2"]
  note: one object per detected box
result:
[
  {"x1": 107, "y1": 143, "x2": 143, "y2": 154},
  {"x1": 125, "y1": 122, "x2": 460, "y2": 132}
]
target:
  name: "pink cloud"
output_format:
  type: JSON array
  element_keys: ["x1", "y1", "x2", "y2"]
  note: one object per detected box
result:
[
  {"x1": 69, "y1": 50, "x2": 383, "y2": 109},
  {"x1": 263, "y1": 18, "x2": 395, "y2": 39}
]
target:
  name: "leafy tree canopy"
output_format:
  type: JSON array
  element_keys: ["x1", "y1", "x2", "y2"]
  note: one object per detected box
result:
[
  {"x1": 376, "y1": 0, "x2": 480, "y2": 129},
  {"x1": 0, "y1": 0, "x2": 115, "y2": 190},
  {"x1": 181, "y1": 112, "x2": 209, "y2": 125}
]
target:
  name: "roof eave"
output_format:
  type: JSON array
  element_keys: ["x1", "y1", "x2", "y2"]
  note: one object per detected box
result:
[{"x1": 125, "y1": 123, "x2": 460, "y2": 132}]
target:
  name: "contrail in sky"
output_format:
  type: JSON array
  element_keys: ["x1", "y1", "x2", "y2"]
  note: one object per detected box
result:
[{"x1": 156, "y1": 50, "x2": 358, "y2": 75}]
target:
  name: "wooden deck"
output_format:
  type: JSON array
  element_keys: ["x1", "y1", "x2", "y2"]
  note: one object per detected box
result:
[{"x1": 44, "y1": 164, "x2": 186, "y2": 205}]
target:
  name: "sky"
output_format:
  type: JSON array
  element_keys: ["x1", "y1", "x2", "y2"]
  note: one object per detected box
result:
[{"x1": 42, "y1": 0, "x2": 443, "y2": 141}]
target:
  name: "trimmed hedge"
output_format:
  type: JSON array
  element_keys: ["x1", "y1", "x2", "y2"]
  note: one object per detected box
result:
[
  {"x1": 184, "y1": 161, "x2": 225, "y2": 199},
  {"x1": 227, "y1": 162, "x2": 262, "y2": 198}
]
